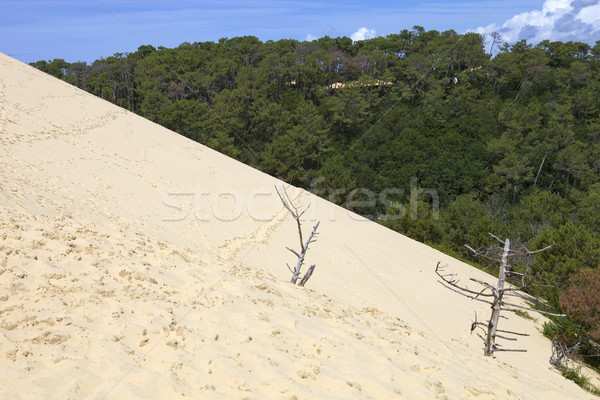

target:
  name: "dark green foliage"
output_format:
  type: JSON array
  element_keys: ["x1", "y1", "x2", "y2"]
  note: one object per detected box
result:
[
  {"x1": 530, "y1": 222, "x2": 600, "y2": 289},
  {"x1": 30, "y1": 59, "x2": 69, "y2": 79},
  {"x1": 32, "y1": 33, "x2": 600, "y2": 367},
  {"x1": 381, "y1": 200, "x2": 443, "y2": 244},
  {"x1": 574, "y1": 184, "x2": 600, "y2": 234},
  {"x1": 508, "y1": 190, "x2": 571, "y2": 242},
  {"x1": 441, "y1": 194, "x2": 505, "y2": 254}
]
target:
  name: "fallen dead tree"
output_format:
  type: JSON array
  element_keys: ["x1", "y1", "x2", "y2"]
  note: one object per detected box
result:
[{"x1": 550, "y1": 336, "x2": 580, "y2": 371}]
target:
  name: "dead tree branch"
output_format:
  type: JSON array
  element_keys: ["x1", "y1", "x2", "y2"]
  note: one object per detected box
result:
[
  {"x1": 276, "y1": 186, "x2": 320, "y2": 287},
  {"x1": 436, "y1": 263, "x2": 495, "y2": 302}
]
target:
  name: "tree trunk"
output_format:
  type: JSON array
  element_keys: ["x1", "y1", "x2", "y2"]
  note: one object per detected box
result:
[
  {"x1": 484, "y1": 238, "x2": 510, "y2": 356},
  {"x1": 533, "y1": 149, "x2": 548, "y2": 188},
  {"x1": 290, "y1": 221, "x2": 320, "y2": 284}
]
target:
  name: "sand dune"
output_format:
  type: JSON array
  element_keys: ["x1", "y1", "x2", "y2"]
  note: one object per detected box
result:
[{"x1": 0, "y1": 52, "x2": 597, "y2": 399}]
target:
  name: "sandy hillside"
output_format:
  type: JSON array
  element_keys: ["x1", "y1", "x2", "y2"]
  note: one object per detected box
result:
[{"x1": 0, "y1": 52, "x2": 597, "y2": 399}]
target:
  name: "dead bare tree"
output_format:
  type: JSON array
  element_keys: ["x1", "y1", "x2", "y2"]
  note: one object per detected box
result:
[
  {"x1": 276, "y1": 186, "x2": 320, "y2": 287},
  {"x1": 488, "y1": 31, "x2": 503, "y2": 55},
  {"x1": 550, "y1": 336, "x2": 580, "y2": 371},
  {"x1": 436, "y1": 233, "x2": 563, "y2": 357}
]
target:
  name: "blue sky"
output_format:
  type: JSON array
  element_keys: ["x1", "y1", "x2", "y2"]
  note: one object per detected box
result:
[{"x1": 1, "y1": 0, "x2": 599, "y2": 64}]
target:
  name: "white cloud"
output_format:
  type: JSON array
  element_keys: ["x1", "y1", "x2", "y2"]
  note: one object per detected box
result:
[
  {"x1": 305, "y1": 34, "x2": 317, "y2": 41},
  {"x1": 474, "y1": 0, "x2": 600, "y2": 48},
  {"x1": 350, "y1": 27, "x2": 376, "y2": 41},
  {"x1": 577, "y1": 2, "x2": 600, "y2": 24},
  {"x1": 542, "y1": 0, "x2": 572, "y2": 13}
]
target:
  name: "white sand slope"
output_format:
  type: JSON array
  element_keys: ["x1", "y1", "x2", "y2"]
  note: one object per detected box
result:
[{"x1": 0, "y1": 52, "x2": 596, "y2": 399}]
